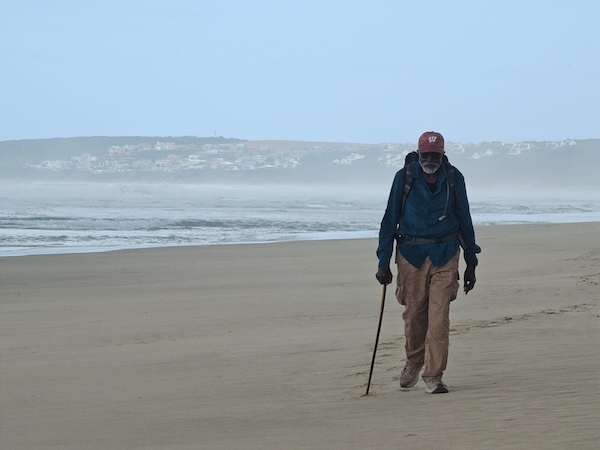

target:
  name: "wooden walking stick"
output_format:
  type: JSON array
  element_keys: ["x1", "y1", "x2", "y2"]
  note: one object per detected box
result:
[{"x1": 365, "y1": 284, "x2": 387, "y2": 396}]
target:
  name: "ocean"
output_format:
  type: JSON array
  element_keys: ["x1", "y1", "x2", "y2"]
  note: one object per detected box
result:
[{"x1": 1, "y1": 182, "x2": 599, "y2": 257}]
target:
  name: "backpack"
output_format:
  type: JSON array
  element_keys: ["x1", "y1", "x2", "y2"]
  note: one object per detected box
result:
[{"x1": 399, "y1": 151, "x2": 455, "y2": 216}]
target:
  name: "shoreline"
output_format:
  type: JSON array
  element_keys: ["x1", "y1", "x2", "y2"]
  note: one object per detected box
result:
[
  {"x1": 2, "y1": 220, "x2": 599, "y2": 259},
  {"x1": 1, "y1": 222, "x2": 599, "y2": 449}
]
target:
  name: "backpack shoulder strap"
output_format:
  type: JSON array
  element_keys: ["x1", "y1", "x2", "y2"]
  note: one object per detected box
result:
[
  {"x1": 445, "y1": 160, "x2": 457, "y2": 215},
  {"x1": 445, "y1": 158, "x2": 455, "y2": 190},
  {"x1": 400, "y1": 160, "x2": 416, "y2": 215}
]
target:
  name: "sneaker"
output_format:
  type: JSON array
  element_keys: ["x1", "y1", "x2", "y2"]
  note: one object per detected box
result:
[
  {"x1": 400, "y1": 363, "x2": 422, "y2": 388},
  {"x1": 425, "y1": 378, "x2": 449, "y2": 394}
]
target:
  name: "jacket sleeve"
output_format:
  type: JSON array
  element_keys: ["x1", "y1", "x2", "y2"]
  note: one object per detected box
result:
[
  {"x1": 376, "y1": 170, "x2": 404, "y2": 268},
  {"x1": 453, "y1": 169, "x2": 481, "y2": 267}
]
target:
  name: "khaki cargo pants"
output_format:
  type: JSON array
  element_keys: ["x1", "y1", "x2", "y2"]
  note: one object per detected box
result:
[{"x1": 396, "y1": 250, "x2": 460, "y2": 381}]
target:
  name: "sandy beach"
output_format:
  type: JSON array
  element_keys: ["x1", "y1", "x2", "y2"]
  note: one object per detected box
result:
[{"x1": 1, "y1": 222, "x2": 599, "y2": 449}]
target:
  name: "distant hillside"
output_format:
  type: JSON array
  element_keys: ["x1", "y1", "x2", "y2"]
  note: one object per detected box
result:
[
  {"x1": 0, "y1": 136, "x2": 597, "y2": 192},
  {"x1": 0, "y1": 135, "x2": 242, "y2": 167}
]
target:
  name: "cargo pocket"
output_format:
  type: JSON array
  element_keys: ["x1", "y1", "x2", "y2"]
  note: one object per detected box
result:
[
  {"x1": 449, "y1": 270, "x2": 460, "y2": 302},
  {"x1": 396, "y1": 258, "x2": 408, "y2": 305}
]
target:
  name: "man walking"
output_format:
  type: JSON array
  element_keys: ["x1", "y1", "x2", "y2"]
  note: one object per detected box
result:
[{"x1": 376, "y1": 131, "x2": 480, "y2": 394}]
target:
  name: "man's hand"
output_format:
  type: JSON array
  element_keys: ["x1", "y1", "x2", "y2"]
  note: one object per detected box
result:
[
  {"x1": 464, "y1": 265, "x2": 476, "y2": 294},
  {"x1": 376, "y1": 266, "x2": 393, "y2": 285}
]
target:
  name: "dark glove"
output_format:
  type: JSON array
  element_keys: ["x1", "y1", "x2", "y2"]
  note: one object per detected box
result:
[
  {"x1": 464, "y1": 265, "x2": 476, "y2": 295},
  {"x1": 376, "y1": 266, "x2": 393, "y2": 285}
]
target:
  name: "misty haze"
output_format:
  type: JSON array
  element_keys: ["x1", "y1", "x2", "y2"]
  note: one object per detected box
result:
[{"x1": 1, "y1": 136, "x2": 598, "y2": 257}]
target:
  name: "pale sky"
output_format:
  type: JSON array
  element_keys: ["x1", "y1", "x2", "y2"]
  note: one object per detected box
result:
[{"x1": 2, "y1": 0, "x2": 598, "y2": 143}]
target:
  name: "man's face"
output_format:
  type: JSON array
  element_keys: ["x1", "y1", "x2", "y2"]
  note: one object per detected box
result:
[{"x1": 418, "y1": 151, "x2": 443, "y2": 175}]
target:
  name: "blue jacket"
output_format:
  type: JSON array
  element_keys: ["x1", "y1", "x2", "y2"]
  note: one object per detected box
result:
[{"x1": 377, "y1": 162, "x2": 480, "y2": 269}]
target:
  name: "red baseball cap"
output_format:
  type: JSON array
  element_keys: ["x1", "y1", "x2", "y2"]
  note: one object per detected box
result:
[{"x1": 418, "y1": 131, "x2": 445, "y2": 153}]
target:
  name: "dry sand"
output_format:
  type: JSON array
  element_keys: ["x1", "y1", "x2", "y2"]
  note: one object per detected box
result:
[{"x1": 1, "y1": 223, "x2": 599, "y2": 449}]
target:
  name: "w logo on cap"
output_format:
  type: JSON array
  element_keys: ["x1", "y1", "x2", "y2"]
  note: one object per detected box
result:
[{"x1": 418, "y1": 131, "x2": 445, "y2": 152}]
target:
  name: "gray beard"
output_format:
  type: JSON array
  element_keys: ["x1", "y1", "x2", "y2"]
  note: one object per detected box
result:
[{"x1": 419, "y1": 160, "x2": 441, "y2": 175}]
